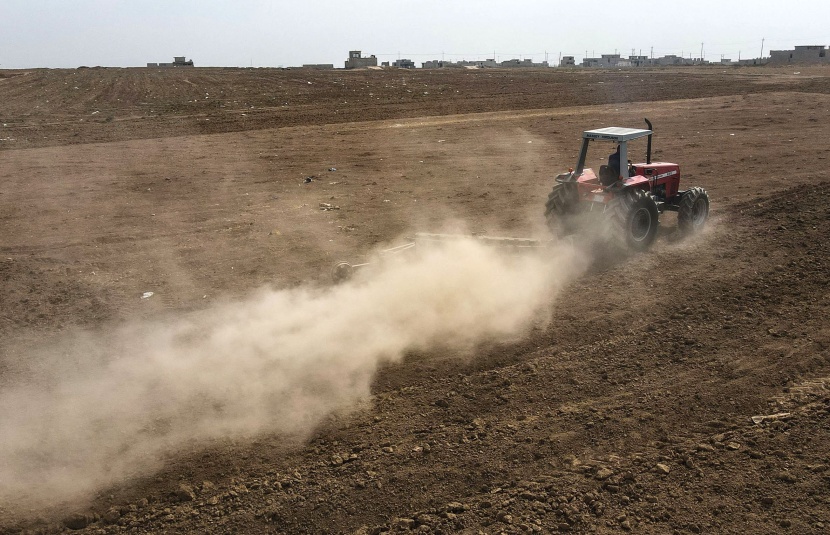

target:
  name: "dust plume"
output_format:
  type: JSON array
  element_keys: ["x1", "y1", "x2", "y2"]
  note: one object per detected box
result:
[{"x1": 0, "y1": 236, "x2": 586, "y2": 512}]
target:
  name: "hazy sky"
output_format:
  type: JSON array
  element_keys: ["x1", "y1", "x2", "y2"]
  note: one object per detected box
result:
[{"x1": 1, "y1": 0, "x2": 828, "y2": 68}]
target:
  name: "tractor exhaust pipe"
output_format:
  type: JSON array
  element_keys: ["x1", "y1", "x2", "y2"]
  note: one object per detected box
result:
[{"x1": 645, "y1": 118, "x2": 653, "y2": 164}]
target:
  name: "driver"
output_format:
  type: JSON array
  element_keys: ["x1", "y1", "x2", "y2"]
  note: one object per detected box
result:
[{"x1": 608, "y1": 145, "x2": 621, "y2": 177}]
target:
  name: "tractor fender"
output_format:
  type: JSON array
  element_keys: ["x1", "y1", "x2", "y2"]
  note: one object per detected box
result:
[{"x1": 621, "y1": 175, "x2": 650, "y2": 189}]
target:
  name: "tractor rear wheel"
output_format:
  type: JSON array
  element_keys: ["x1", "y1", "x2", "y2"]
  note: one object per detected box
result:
[
  {"x1": 677, "y1": 187, "x2": 710, "y2": 234},
  {"x1": 544, "y1": 182, "x2": 579, "y2": 236},
  {"x1": 607, "y1": 188, "x2": 659, "y2": 251}
]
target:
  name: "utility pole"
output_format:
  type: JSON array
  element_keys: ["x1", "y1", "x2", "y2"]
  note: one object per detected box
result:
[
  {"x1": 650, "y1": 46, "x2": 653, "y2": 59},
  {"x1": 760, "y1": 37, "x2": 765, "y2": 58},
  {"x1": 700, "y1": 42, "x2": 704, "y2": 61}
]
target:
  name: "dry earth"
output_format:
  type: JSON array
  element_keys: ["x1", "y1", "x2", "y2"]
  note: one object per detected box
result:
[{"x1": 1, "y1": 66, "x2": 829, "y2": 534}]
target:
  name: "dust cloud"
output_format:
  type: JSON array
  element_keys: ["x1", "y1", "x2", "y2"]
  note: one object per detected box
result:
[{"x1": 0, "y1": 236, "x2": 586, "y2": 511}]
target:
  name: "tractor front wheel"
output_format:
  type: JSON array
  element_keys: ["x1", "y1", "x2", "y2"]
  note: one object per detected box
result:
[
  {"x1": 544, "y1": 182, "x2": 579, "y2": 236},
  {"x1": 607, "y1": 188, "x2": 659, "y2": 251},
  {"x1": 677, "y1": 187, "x2": 710, "y2": 234}
]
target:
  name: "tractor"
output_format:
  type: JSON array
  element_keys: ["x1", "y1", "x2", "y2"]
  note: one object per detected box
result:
[
  {"x1": 332, "y1": 120, "x2": 708, "y2": 281},
  {"x1": 545, "y1": 119, "x2": 709, "y2": 250}
]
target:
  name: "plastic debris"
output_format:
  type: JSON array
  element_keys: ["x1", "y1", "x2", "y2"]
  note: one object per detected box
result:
[
  {"x1": 141, "y1": 292, "x2": 154, "y2": 299},
  {"x1": 750, "y1": 412, "x2": 790, "y2": 425}
]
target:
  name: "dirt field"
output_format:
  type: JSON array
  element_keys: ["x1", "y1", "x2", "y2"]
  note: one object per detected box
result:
[{"x1": 1, "y1": 66, "x2": 829, "y2": 534}]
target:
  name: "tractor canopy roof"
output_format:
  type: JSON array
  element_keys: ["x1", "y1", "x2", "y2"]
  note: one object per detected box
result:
[{"x1": 582, "y1": 127, "x2": 652, "y2": 142}]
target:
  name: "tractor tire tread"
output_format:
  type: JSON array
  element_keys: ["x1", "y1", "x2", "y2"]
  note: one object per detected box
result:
[
  {"x1": 606, "y1": 188, "x2": 659, "y2": 251},
  {"x1": 677, "y1": 186, "x2": 710, "y2": 234},
  {"x1": 545, "y1": 182, "x2": 579, "y2": 235}
]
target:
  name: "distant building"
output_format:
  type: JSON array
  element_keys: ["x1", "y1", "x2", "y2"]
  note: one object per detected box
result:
[
  {"x1": 458, "y1": 59, "x2": 499, "y2": 68},
  {"x1": 582, "y1": 52, "x2": 704, "y2": 67},
  {"x1": 344, "y1": 51, "x2": 378, "y2": 69},
  {"x1": 769, "y1": 45, "x2": 828, "y2": 65},
  {"x1": 147, "y1": 56, "x2": 194, "y2": 68},
  {"x1": 392, "y1": 58, "x2": 416, "y2": 69},
  {"x1": 423, "y1": 60, "x2": 463, "y2": 69},
  {"x1": 654, "y1": 55, "x2": 700, "y2": 66},
  {"x1": 582, "y1": 54, "x2": 621, "y2": 67},
  {"x1": 559, "y1": 56, "x2": 575, "y2": 67},
  {"x1": 499, "y1": 58, "x2": 550, "y2": 68},
  {"x1": 422, "y1": 58, "x2": 546, "y2": 69},
  {"x1": 736, "y1": 58, "x2": 767, "y2": 66},
  {"x1": 628, "y1": 55, "x2": 651, "y2": 67},
  {"x1": 302, "y1": 64, "x2": 334, "y2": 70}
]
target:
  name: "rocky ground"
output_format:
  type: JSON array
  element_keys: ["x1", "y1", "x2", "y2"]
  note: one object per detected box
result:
[{"x1": 1, "y1": 66, "x2": 829, "y2": 534}]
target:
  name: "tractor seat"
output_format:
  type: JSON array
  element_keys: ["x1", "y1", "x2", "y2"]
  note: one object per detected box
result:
[{"x1": 598, "y1": 165, "x2": 619, "y2": 186}]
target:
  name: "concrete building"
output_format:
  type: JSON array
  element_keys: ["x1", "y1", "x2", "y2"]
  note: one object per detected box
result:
[
  {"x1": 392, "y1": 58, "x2": 416, "y2": 69},
  {"x1": 147, "y1": 56, "x2": 194, "y2": 68},
  {"x1": 344, "y1": 50, "x2": 378, "y2": 69},
  {"x1": 581, "y1": 52, "x2": 711, "y2": 68},
  {"x1": 736, "y1": 58, "x2": 767, "y2": 66},
  {"x1": 422, "y1": 58, "x2": 498, "y2": 69},
  {"x1": 422, "y1": 58, "x2": 546, "y2": 69},
  {"x1": 301, "y1": 64, "x2": 334, "y2": 70},
  {"x1": 559, "y1": 56, "x2": 575, "y2": 67},
  {"x1": 499, "y1": 58, "x2": 549, "y2": 68},
  {"x1": 582, "y1": 54, "x2": 621, "y2": 68},
  {"x1": 654, "y1": 55, "x2": 700, "y2": 66},
  {"x1": 469, "y1": 59, "x2": 499, "y2": 68},
  {"x1": 769, "y1": 45, "x2": 828, "y2": 65},
  {"x1": 628, "y1": 55, "x2": 651, "y2": 67}
]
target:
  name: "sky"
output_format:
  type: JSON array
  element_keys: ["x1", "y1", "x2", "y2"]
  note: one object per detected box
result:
[{"x1": 1, "y1": 0, "x2": 828, "y2": 68}]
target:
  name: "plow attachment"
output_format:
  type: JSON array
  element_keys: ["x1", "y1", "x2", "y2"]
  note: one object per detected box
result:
[{"x1": 332, "y1": 232, "x2": 550, "y2": 282}]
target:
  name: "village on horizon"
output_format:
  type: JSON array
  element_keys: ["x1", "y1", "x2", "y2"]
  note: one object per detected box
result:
[{"x1": 142, "y1": 44, "x2": 829, "y2": 71}]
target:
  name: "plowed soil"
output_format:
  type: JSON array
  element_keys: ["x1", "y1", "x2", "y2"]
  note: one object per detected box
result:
[{"x1": 1, "y1": 66, "x2": 829, "y2": 534}]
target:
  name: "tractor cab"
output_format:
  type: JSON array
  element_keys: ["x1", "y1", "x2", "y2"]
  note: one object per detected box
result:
[
  {"x1": 578, "y1": 126, "x2": 652, "y2": 183},
  {"x1": 556, "y1": 120, "x2": 682, "y2": 205}
]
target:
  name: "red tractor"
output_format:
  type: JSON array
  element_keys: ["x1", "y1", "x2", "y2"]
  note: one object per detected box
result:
[{"x1": 545, "y1": 120, "x2": 709, "y2": 250}]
